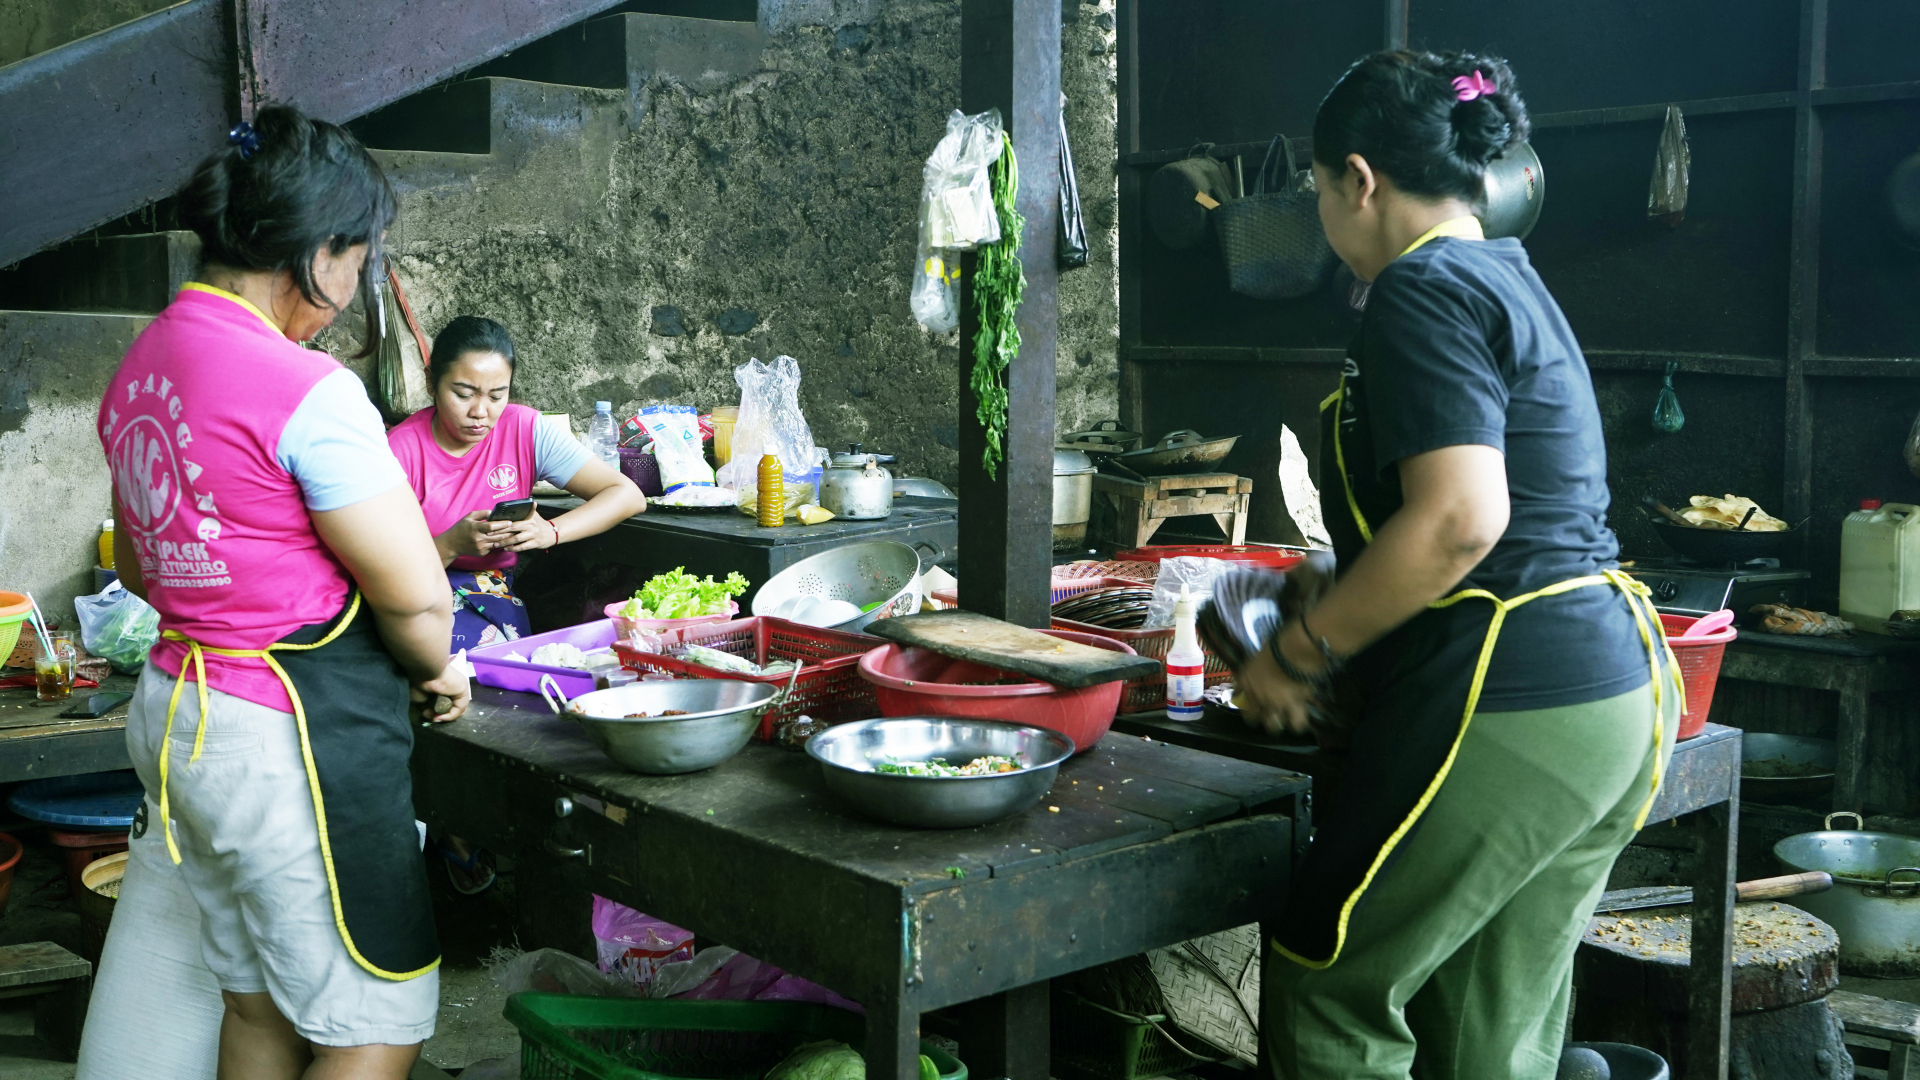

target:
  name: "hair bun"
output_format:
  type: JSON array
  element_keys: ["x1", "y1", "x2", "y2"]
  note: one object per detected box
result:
[{"x1": 1450, "y1": 95, "x2": 1516, "y2": 166}]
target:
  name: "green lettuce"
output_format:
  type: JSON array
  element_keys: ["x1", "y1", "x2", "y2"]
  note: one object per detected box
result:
[{"x1": 619, "y1": 567, "x2": 749, "y2": 620}]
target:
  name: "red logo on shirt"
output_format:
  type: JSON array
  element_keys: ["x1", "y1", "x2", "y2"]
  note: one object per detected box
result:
[{"x1": 487, "y1": 464, "x2": 519, "y2": 492}]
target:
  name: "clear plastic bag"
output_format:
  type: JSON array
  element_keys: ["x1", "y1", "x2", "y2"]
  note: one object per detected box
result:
[
  {"x1": 74, "y1": 579, "x2": 159, "y2": 673},
  {"x1": 1648, "y1": 104, "x2": 1690, "y2": 225},
  {"x1": 1144, "y1": 556, "x2": 1233, "y2": 630},
  {"x1": 636, "y1": 405, "x2": 715, "y2": 492},
  {"x1": 715, "y1": 357, "x2": 817, "y2": 491},
  {"x1": 912, "y1": 110, "x2": 1007, "y2": 332},
  {"x1": 733, "y1": 481, "x2": 815, "y2": 519}
]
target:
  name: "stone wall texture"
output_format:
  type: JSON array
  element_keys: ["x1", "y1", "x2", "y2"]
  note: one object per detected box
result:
[{"x1": 357, "y1": 0, "x2": 1118, "y2": 487}]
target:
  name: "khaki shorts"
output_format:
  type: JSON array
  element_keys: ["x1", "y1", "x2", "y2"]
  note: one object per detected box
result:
[{"x1": 121, "y1": 664, "x2": 438, "y2": 1047}]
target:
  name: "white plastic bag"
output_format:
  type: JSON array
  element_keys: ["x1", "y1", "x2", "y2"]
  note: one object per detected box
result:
[
  {"x1": 635, "y1": 405, "x2": 714, "y2": 493},
  {"x1": 1144, "y1": 556, "x2": 1233, "y2": 630},
  {"x1": 715, "y1": 356, "x2": 817, "y2": 491},
  {"x1": 75, "y1": 579, "x2": 159, "y2": 673},
  {"x1": 912, "y1": 110, "x2": 1007, "y2": 332}
]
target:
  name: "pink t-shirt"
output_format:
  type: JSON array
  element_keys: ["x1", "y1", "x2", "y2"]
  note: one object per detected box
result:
[
  {"x1": 387, "y1": 404, "x2": 542, "y2": 572},
  {"x1": 98, "y1": 285, "x2": 404, "y2": 711}
]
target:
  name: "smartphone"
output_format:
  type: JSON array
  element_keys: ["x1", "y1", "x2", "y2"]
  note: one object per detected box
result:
[
  {"x1": 488, "y1": 497, "x2": 536, "y2": 522},
  {"x1": 59, "y1": 692, "x2": 133, "y2": 719}
]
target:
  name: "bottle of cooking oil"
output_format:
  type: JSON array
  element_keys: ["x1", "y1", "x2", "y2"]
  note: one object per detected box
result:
[
  {"x1": 755, "y1": 447, "x2": 784, "y2": 527},
  {"x1": 97, "y1": 519, "x2": 115, "y2": 570}
]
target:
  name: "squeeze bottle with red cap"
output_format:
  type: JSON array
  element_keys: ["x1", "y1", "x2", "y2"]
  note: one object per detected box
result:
[{"x1": 1165, "y1": 585, "x2": 1205, "y2": 721}]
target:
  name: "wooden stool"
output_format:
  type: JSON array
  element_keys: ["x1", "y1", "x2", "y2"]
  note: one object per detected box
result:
[
  {"x1": 1573, "y1": 902, "x2": 1850, "y2": 1079},
  {"x1": 1090, "y1": 472, "x2": 1251, "y2": 549},
  {"x1": 1831, "y1": 990, "x2": 1920, "y2": 1080},
  {"x1": 0, "y1": 941, "x2": 92, "y2": 1060}
]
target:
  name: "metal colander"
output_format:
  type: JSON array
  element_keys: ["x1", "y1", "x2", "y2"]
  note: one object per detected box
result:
[{"x1": 751, "y1": 541, "x2": 941, "y2": 633}]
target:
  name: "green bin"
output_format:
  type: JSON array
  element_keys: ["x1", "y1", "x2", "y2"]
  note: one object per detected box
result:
[{"x1": 505, "y1": 994, "x2": 967, "y2": 1080}]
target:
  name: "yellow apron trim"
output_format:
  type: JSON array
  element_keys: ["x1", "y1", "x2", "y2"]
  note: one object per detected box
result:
[
  {"x1": 1399, "y1": 214, "x2": 1484, "y2": 258},
  {"x1": 1270, "y1": 569, "x2": 1683, "y2": 971},
  {"x1": 179, "y1": 281, "x2": 282, "y2": 334},
  {"x1": 1322, "y1": 381, "x2": 1373, "y2": 544},
  {"x1": 155, "y1": 594, "x2": 439, "y2": 982}
]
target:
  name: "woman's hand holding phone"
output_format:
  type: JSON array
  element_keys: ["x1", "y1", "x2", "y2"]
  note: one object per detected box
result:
[
  {"x1": 490, "y1": 514, "x2": 559, "y2": 552},
  {"x1": 436, "y1": 511, "x2": 500, "y2": 562}
]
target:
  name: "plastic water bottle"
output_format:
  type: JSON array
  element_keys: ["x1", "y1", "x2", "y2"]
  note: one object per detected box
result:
[
  {"x1": 585, "y1": 401, "x2": 620, "y2": 472},
  {"x1": 1165, "y1": 584, "x2": 1205, "y2": 721}
]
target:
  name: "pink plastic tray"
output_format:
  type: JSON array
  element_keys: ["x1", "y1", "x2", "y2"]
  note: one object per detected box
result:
[{"x1": 469, "y1": 619, "x2": 619, "y2": 697}]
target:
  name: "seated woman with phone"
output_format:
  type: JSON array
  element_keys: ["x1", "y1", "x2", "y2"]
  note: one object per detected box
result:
[{"x1": 387, "y1": 316, "x2": 645, "y2": 652}]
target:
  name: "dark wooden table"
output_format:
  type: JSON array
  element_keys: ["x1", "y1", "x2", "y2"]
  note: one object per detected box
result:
[
  {"x1": 1720, "y1": 630, "x2": 1920, "y2": 811},
  {"x1": 528, "y1": 495, "x2": 959, "y2": 612},
  {"x1": 412, "y1": 686, "x2": 1310, "y2": 1079},
  {"x1": 0, "y1": 672, "x2": 135, "y2": 783},
  {"x1": 1114, "y1": 711, "x2": 1743, "y2": 1080}
]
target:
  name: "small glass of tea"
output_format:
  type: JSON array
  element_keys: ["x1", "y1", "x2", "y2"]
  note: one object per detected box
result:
[{"x1": 35, "y1": 631, "x2": 75, "y2": 703}]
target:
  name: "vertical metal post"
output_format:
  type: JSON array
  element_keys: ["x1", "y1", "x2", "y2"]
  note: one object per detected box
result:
[
  {"x1": 1782, "y1": 0, "x2": 1828, "y2": 530},
  {"x1": 958, "y1": 0, "x2": 1062, "y2": 627},
  {"x1": 1384, "y1": 0, "x2": 1410, "y2": 49},
  {"x1": 1115, "y1": 0, "x2": 1144, "y2": 436}
]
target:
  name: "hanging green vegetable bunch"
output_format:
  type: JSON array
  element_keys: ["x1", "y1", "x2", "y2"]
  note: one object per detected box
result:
[{"x1": 971, "y1": 132, "x2": 1025, "y2": 480}]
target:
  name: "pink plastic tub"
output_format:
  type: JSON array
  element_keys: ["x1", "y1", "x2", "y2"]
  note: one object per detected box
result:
[{"x1": 855, "y1": 630, "x2": 1134, "y2": 752}]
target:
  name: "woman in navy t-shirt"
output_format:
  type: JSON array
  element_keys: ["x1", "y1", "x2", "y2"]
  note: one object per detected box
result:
[{"x1": 1235, "y1": 51, "x2": 1682, "y2": 1078}]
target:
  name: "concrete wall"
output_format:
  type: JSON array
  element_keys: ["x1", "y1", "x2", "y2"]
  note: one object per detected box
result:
[
  {"x1": 357, "y1": 0, "x2": 1119, "y2": 486},
  {"x1": 0, "y1": 0, "x2": 175, "y2": 66},
  {"x1": 0, "y1": 312, "x2": 150, "y2": 627}
]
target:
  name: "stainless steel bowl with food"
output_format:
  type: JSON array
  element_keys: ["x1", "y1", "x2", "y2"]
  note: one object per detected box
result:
[
  {"x1": 539, "y1": 674, "x2": 787, "y2": 775},
  {"x1": 806, "y1": 716, "x2": 1076, "y2": 828}
]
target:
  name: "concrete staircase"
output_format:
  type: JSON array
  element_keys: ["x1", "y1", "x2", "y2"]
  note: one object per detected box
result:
[{"x1": 0, "y1": 6, "x2": 770, "y2": 624}]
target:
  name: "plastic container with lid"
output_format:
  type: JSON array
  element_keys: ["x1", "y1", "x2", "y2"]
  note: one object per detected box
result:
[
  {"x1": 1840, "y1": 500, "x2": 1920, "y2": 634},
  {"x1": 711, "y1": 406, "x2": 739, "y2": 465}
]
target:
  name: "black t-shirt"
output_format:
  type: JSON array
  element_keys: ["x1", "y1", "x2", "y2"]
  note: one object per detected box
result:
[{"x1": 1344, "y1": 235, "x2": 1650, "y2": 711}]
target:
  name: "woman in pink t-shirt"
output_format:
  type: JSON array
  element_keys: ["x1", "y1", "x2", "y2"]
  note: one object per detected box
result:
[
  {"x1": 81, "y1": 106, "x2": 462, "y2": 1080},
  {"x1": 387, "y1": 316, "x2": 645, "y2": 652}
]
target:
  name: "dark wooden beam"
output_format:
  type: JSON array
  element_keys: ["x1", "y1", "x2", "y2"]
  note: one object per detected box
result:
[
  {"x1": 1782, "y1": 0, "x2": 1829, "y2": 530},
  {"x1": 957, "y1": 0, "x2": 1061, "y2": 627},
  {"x1": 1116, "y1": 0, "x2": 1145, "y2": 435}
]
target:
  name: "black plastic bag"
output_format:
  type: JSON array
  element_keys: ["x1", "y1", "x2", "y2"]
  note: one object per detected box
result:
[{"x1": 1057, "y1": 97, "x2": 1089, "y2": 269}]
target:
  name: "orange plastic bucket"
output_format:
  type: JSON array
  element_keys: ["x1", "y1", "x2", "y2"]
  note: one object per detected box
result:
[{"x1": 1661, "y1": 612, "x2": 1737, "y2": 740}]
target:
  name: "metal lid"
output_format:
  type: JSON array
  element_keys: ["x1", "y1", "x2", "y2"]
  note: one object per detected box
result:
[
  {"x1": 832, "y1": 442, "x2": 896, "y2": 467},
  {"x1": 1054, "y1": 449, "x2": 1096, "y2": 475}
]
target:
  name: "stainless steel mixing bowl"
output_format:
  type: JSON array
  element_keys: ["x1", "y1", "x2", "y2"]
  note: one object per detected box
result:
[
  {"x1": 805, "y1": 717, "x2": 1076, "y2": 828},
  {"x1": 540, "y1": 674, "x2": 785, "y2": 774}
]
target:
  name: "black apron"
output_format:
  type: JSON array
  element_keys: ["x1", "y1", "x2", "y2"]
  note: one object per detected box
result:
[
  {"x1": 158, "y1": 594, "x2": 440, "y2": 981},
  {"x1": 1268, "y1": 364, "x2": 1673, "y2": 970}
]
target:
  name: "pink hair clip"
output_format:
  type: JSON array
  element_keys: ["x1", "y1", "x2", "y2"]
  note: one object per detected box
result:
[{"x1": 1452, "y1": 70, "x2": 1496, "y2": 102}]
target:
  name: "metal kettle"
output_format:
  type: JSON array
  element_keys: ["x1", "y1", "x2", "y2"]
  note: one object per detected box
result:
[{"x1": 821, "y1": 445, "x2": 894, "y2": 520}]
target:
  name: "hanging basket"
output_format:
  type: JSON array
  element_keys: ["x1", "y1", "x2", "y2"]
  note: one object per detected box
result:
[{"x1": 1213, "y1": 135, "x2": 1336, "y2": 300}]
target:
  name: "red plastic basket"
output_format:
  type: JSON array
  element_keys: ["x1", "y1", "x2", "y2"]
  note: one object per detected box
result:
[
  {"x1": 612, "y1": 617, "x2": 881, "y2": 741},
  {"x1": 1113, "y1": 544, "x2": 1310, "y2": 570},
  {"x1": 1050, "y1": 618, "x2": 1231, "y2": 714},
  {"x1": 931, "y1": 572, "x2": 1123, "y2": 611},
  {"x1": 1660, "y1": 612, "x2": 1736, "y2": 740}
]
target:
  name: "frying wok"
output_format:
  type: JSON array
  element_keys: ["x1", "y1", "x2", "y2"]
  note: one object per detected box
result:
[
  {"x1": 1114, "y1": 430, "x2": 1239, "y2": 477},
  {"x1": 1648, "y1": 518, "x2": 1798, "y2": 563}
]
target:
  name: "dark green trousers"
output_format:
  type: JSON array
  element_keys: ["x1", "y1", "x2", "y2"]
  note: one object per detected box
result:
[{"x1": 1264, "y1": 679, "x2": 1679, "y2": 1080}]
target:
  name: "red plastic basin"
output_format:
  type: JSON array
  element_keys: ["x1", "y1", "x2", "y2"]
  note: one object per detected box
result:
[
  {"x1": 855, "y1": 630, "x2": 1135, "y2": 752},
  {"x1": 0, "y1": 832, "x2": 21, "y2": 917},
  {"x1": 1661, "y1": 612, "x2": 1737, "y2": 741}
]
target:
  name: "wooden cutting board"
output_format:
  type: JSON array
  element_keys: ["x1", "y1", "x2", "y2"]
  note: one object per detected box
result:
[{"x1": 866, "y1": 611, "x2": 1163, "y2": 688}]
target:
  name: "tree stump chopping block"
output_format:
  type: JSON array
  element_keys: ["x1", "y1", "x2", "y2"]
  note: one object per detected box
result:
[{"x1": 1573, "y1": 903, "x2": 1851, "y2": 1080}]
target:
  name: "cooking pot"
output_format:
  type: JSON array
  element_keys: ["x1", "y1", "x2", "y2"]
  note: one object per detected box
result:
[
  {"x1": 1054, "y1": 449, "x2": 1097, "y2": 551},
  {"x1": 1478, "y1": 140, "x2": 1545, "y2": 241},
  {"x1": 1775, "y1": 812, "x2": 1920, "y2": 977},
  {"x1": 821, "y1": 447, "x2": 893, "y2": 520}
]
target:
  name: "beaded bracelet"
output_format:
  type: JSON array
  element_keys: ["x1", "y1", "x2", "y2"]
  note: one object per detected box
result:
[{"x1": 1268, "y1": 614, "x2": 1343, "y2": 690}]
